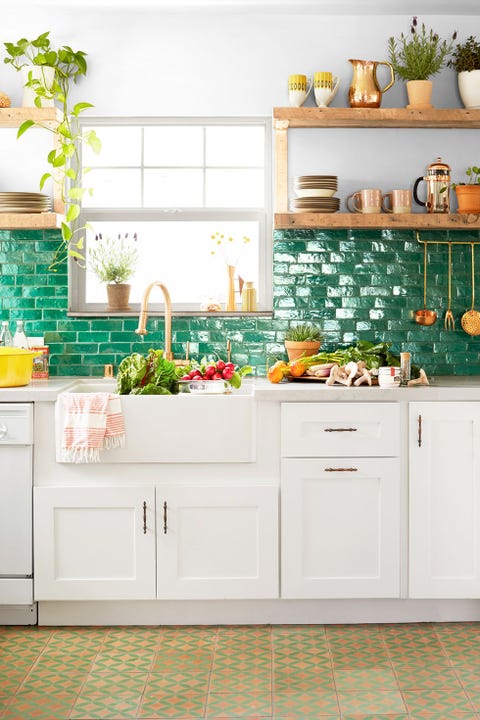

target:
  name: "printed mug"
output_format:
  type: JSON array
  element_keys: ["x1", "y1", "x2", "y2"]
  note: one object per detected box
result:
[
  {"x1": 378, "y1": 366, "x2": 401, "y2": 388},
  {"x1": 382, "y1": 189, "x2": 412, "y2": 214},
  {"x1": 347, "y1": 188, "x2": 382, "y2": 214},
  {"x1": 313, "y1": 71, "x2": 340, "y2": 107},
  {"x1": 288, "y1": 74, "x2": 312, "y2": 107}
]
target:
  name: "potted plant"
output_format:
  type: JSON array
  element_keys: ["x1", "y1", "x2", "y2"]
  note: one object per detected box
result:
[
  {"x1": 448, "y1": 36, "x2": 480, "y2": 109},
  {"x1": 284, "y1": 322, "x2": 322, "y2": 362},
  {"x1": 4, "y1": 31, "x2": 101, "y2": 269},
  {"x1": 89, "y1": 233, "x2": 139, "y2": 311},
  {"x1": 451, "y1": 166, "x2": 480, "y2": 214},
  {"x1": 388, "y1": 17, "x2": 456, "y2": 109}
]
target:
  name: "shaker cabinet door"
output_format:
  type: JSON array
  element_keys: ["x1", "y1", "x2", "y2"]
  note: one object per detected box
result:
[
  {"x1": 410, "y1": 402, "x2": 480, "y2": 598},
  {"x1": 34, "y1": 486, "x2": 156, "y2": 601}
]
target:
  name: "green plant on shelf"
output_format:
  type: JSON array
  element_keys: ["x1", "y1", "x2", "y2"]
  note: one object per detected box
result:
[{"x1": 388, "y1": 16, "x2": 456, "y2": 81}]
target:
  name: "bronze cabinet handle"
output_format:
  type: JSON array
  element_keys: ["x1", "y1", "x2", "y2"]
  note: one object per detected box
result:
[
  {"x1": 418, "y1": 414, "x2": 422, "y2": 447},
  {"x1": 163, "y1": 501, "x2": 168, "y2": 534},
  {"x1": 143, "y1": 501, "x2": 147, "y2": 534},
  {"x1": 324, "y1": 427, "x2": 358, "y2": 433},
  {"x1": 324, "y1": 467, "x2": 358, "y2": 472}
]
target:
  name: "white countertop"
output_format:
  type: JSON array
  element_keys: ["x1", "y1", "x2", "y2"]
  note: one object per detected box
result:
[{"x1": 3, "y1": 375, "x2": 480, "y2": 402}]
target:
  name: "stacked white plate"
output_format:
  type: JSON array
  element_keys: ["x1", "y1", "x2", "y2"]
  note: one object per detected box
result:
[
  {"x1": 0, "y1": 192, "x2": 51, "y2": 213},
  {"x1": 291, "y1": 175, "x2": 339, "y2": 213}
]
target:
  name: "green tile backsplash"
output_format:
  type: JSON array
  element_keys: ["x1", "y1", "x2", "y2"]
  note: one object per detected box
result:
[{"x1": 1, "y1": 227, "x2": 480, "y2": 377}]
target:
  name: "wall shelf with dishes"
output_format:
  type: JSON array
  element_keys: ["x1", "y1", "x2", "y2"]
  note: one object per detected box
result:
[
  {"x1": 0, "y1": 107, "x2": 63, "y2": 230},
  {"x1": 273, "y1": 107, "x2": 480, "y2": 230}
]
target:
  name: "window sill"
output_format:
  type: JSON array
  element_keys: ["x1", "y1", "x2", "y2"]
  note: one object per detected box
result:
[{"x1": 67, "y1": 310, "x2": 273, "y2": 318}]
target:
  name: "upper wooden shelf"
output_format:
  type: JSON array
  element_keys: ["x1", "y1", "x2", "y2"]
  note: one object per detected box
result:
[
  {"x1": 0, "y1": 107, "x2": 61, "y2": 130},
  {"x1": 273, "y1": 107, "x2": 480, "y2": 129},
  {"x1": 275, "y1": 212, "x2": 480, "y2": 230}
]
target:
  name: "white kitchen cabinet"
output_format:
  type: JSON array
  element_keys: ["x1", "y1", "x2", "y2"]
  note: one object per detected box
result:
[
  {"x1": 34, "y1": 486, "x2": 156, "y2": 601},
  {"x1": 156, "y1": 486, "x2": 278, "y2": 599},
  {"x1": 281, "y1": 458, "x2": 400, "y2": 598},
  {"x1": 281, "y1": 402, "x2": 401, "y2": 599},
  {"x1": 410, "y1": 402, "x2": 480, "y2": 598}
]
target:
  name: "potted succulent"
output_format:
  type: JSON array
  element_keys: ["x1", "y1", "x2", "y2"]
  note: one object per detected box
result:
[
  {"x1": 448, "y1": 36, "x2": 480, "y2": 109},
  {"x1": 284, "y1": 322, "x2": 322, "y2": 362},
  {"x1": 89, "y1": 233, "x2": 139, "y2": 311},
  {"x1": 388, "y1": 17, "x2": 456, "y2": 109},
  {"x1": 451, "y1": 166, "x2": 480, "y2": 214},
  {"x1": 4, "y1": 31, "x2": 101, "y2": 269}
]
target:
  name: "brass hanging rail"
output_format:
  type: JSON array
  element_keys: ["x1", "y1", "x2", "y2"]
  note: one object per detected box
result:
[{"x1": 416, "y1": 230, "x2": 480, "y2": 246}]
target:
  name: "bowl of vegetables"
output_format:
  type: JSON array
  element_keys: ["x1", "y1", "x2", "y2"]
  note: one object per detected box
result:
[{"x1": 180, "y1": 357, "x2": 252, "y2": 393}]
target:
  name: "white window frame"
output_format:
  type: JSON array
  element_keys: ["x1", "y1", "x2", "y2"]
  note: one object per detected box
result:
[{"x1": 69, "y1": 116, "x2": 272, "y2": 316}]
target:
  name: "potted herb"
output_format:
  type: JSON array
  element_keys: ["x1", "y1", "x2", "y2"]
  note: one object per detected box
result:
[
  {"x1": 4, "y1": 31, "x2": 101, "y2": 269},
  {"x1": 89, "y1": 234, "x2": 139, "y2": 311},
  {"x1": 284, "y1": 322, "x2": 322, "y2": 362},
  {"x1": 451, "y1": 166, "x2": 480, "y2": 215},
  {"x1": 448, "y1": 36, "x2": 480, "y2": 109},
  {"x1": 388, "y1": 17, "x2": 456, "y2": 109}
]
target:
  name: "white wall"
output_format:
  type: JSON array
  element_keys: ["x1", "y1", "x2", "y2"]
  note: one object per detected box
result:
[{"x1": 0, "y1": 7, "x2": 478, "y2": 206}]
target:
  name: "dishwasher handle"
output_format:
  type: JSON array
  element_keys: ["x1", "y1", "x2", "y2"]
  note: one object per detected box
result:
[{"x1": 0, "y1": 423, "x2": 7, "y2": 440}]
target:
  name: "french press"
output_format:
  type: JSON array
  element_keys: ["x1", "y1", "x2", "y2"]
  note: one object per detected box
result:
[{"x1": 413, "y1": 157, "x2": 450, "y2": 214}]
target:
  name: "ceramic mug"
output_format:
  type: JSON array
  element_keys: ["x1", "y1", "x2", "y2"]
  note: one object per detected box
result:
[
  {"x1": 288, "y1": 74, "x2": 312, "y2": 107},
  {"x1": 347, "y1": 188, "x2": 382, "y2": 213},
  {"x1": 378, "y1": 366, "x2": 401, "y2": 388},
  {"x1": 382, "y1": 189, "x2": 412, "y2": 214},
  {"x1": 313, "y1": 71, "x2": 340, "y2": 108}
]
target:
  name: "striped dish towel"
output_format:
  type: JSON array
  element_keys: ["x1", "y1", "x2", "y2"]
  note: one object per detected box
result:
[{"x1": 60, "y1": 392, "x2": 125, "y2": 463}]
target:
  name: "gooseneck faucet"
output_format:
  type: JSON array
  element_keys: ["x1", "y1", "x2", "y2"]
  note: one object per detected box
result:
[{"x1": 135, "y1": 281, "x2": 173, "y2": 360}]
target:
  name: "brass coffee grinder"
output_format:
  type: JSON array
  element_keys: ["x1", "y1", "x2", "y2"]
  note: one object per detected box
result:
[{"x1": 413, "y1": 157, "x2": 451, "y2": 214}]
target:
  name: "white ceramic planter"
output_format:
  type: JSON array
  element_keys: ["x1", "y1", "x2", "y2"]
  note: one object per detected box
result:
[
  {"x1": 21, "y1": 65, "x2": 55, "y2": 107},
  {"x1": 458, "y1": 69, "x2": 480, "y2": 109}
]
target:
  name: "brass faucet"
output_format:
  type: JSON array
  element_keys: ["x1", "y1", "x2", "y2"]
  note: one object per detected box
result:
[{"x1": 135, "y1": 281, "x2": 173, "y2": 360}]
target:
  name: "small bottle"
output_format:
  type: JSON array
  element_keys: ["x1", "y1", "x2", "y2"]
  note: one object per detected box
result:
[
  {"x1": 241, "y1": 282, "x2": 257, "y2": 312},
  {"x1": 0, "y1": 321, "x2": 13, "y2": 347},
  {"x1": 400, "y1": 351, "x2": 411, "y2": 386},
  {"x1": 13, "y1": 320, "x2": 28, "y2": 348}
]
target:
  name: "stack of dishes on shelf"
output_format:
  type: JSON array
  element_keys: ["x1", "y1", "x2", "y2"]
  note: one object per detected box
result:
[
  {"x1": 0, "y1": 192, "x2": 51, "y2": 214},
  {"x1": 291, "y1": 175, "x2": 339, "y2": 213}
]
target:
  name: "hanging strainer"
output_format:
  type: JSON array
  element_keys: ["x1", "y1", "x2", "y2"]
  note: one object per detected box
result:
[{"x1": 461, "y1": 243, "x2": 480, "y2": 336}]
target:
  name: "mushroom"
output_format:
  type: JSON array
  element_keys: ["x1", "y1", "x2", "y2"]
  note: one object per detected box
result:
[
  {"x1": 407, "y1": 368, "x2": 430, "y2": 386},
  {"x1": 325, "y1": 364, "x2": 339, "y2": 386},
  {"x1": 354, "y1": 367, "x2": 373, "y2": 386},
  {"x1": 344, "y1": 361, "x2": 359, "y2": 386}
]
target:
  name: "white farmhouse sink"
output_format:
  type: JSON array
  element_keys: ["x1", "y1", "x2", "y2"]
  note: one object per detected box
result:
[{"x1": 55, "y1": 380, "x2": 255, "y2": 464}]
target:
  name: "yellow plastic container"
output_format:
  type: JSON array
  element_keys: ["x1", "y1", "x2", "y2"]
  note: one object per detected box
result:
[{"x1": 0, "y1": 347, "x2": 40, "y2": 387}]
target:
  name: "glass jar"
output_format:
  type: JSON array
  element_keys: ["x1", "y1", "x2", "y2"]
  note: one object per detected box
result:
[{"x1": 241, "y1": 282, "x2": 257, "y2": 312}]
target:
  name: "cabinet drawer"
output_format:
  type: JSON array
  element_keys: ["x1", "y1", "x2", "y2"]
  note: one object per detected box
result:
[
  {"x1": 281, "y1": 402, "x2": 399, "y2": 457},
  {"x1": 0, "y1": 403, "x2": 33, "y2": 445}
]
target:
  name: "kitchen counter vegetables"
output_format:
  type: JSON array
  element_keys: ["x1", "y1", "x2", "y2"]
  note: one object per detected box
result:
[
  {"x1": 116, "y1": 349, "x2": 184, "y2": 395},
  {"x1": 180, "y1": 357, "x2": 252, "y2": 390}
]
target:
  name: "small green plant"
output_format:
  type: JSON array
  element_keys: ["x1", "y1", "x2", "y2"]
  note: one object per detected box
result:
[
  {"x1": 89, "y1": 234, "x2": 139, "y2": 284},
  {"x1": 285, "y1": 323, "x2": 322, "y2": 343},
  {"x1": 448, "y1": 36, "x2": 480, "y2": 73},
  {"x1": 388, "y1": 17, "x2": 456, "y2": 81},
  {"x1": 448, "y1": 165, "x2": 480, "y2": 190},
  {"x1": 4, "y1": 31, "x2": 101, "y2": 269}
]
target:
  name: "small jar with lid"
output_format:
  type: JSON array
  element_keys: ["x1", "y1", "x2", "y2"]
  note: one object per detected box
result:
[{"x1": 241, "y1": 282, "x2": 257, "y2": 312}]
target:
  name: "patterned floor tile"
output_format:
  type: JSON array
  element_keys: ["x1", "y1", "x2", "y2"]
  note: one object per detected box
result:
[
  {"x1": 334, "y1": 667, "x2": 399, "y2": 692},
  {"x1": 92, "y1": 650, "x2": 154, "y2": 673},
  {"x1": 402, "y1": 688, "x2": 475, "y2": 714},
  {"x1": 206, "y1": 692, "x2": 272, "y2": 717},
  {"x1": 341, "y1": 716, "x2": 409, "y2": 720},
  {"x1": 2, "y1": 691, "x2": 76, "y2": 719},
  {"x1": 393, "y1": 664, "x2": 464, "y2": 690},
  {"x1": 19, "y1": 669, "x2": 86, "y2": 695},
  {"x1": 433, "y1": 622, "x2": 480, "y2": 633},
  {"x1": 210, "y1": 671, "x2": 271, "y2": 693},
  {"x1": 274, "y1": 670, "x2": 335, "y2": 692},
  {"x1": 466, "y1": 689, "x2": 480, "y2": 711},
  {"x1": 273, "y1": 690, "x2": 339, "y2": 716},
  {"x1": 337, "y1": 690, "x2": 406, "y2": 714},
  {"x1": 144, "y1": 671, "x2": 210, "y2": 695},
  {"x1": 455, "y1": 666, "x2": 480, "y2": 690},
  {"x1": 387, "y1": 646, "x2": 450, "y2": 666},
  {"x1": 139, "y1": 691, "x2": 206, "y2": 718},
  {"x1": 406, "y1": 715, "x2": 479, "y2": 720},
  {"x1": 152, "y1": 649, "x2": 214, "y2": 673}
]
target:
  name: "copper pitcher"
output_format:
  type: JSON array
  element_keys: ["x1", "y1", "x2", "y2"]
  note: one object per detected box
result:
[{"x1": 348, "y1": 59, "x2": 394, "y2": 108}]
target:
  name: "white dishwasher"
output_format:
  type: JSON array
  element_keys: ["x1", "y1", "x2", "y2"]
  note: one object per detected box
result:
[{"x1": 0, "y1": 403, "x2": 36, "y2": 624}]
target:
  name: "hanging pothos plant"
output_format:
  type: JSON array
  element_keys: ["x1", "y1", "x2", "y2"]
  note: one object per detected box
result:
[{"x1": 4, "y1": 31, "x2": 101, "y2": 269}]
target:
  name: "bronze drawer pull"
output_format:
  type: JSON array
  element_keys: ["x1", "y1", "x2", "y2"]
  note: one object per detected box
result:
[
  {"x1": 143, "y1": 501, "x2": 147, "y2": 534},
  {"x1": 163, "y1": 501, "x2": 168, "y2": 534},
  {"x1": 325, "y1": 467, "x2": 358, "y2": 472},
  {"x1": 324, "y1": 427, "x2": 358, "y2": 432},
  {"x1": 418, "y1": 414, "x2": 422, "y2": 447}
]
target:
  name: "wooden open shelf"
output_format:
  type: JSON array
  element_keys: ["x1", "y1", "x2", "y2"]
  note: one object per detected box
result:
[
  {"x1": 273, "y1": 107, "x2": 480, "y2": 229},
  {"x1": 273, "y1": 107, "x2": 480, "y2": 129},
  {"x1": 275, "y1": 212, "x2": 480, "y2": 230},
  {"x1": 0, "y1": 107, "x2": 63, "y2": 229}
]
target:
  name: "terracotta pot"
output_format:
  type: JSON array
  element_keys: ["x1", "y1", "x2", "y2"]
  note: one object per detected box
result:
[
  {"x1": 406, "y1": 80, "x2": 433, "y2": 109},
  {"x1": 284, "y1": 340, "x2": 321, "y2": 362},
  {"x1": 455, "y1": 185, "x2": 480, "y2": 215},
  {"x1": 107, "y1": 283, "x2": 131, "y2": 311},
  {"x1": 458, "y1": 69, "x2": 480, "y2": 109}
]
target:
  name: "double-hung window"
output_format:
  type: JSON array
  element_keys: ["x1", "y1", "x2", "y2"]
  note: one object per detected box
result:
[{"x1": 69, "y1": 117, "x2": 272, "y2": 314}]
